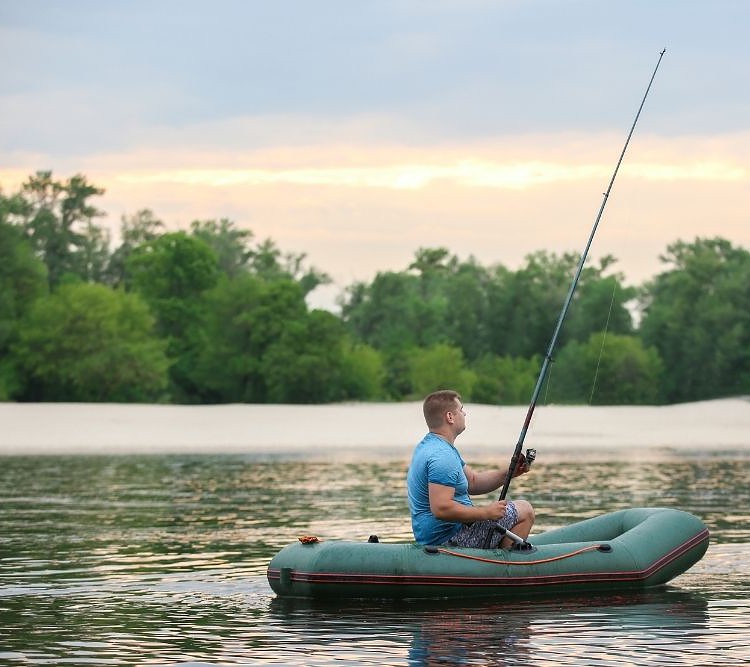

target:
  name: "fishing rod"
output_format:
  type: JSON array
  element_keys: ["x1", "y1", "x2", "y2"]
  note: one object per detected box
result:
[{"x1": 499, "y1": 49, "x2": 666, "y2": 501}]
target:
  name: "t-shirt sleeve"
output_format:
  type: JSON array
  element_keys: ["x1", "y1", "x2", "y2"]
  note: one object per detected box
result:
[{"x1": 426, "y1": 452, "x2": 463, "y2": 488}]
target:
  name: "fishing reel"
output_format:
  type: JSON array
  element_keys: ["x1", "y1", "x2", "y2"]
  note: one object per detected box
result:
[{"x1": 525, "y1": 448, "x2": 537, "y2": 468}]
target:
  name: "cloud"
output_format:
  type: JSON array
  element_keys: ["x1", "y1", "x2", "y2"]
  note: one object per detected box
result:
[
  {"x1": 70, "y1": 124, "x2": 744, "y2": 194},
  {"x1": 111, "y1": 157, "x2": 745, "y2": 192}
]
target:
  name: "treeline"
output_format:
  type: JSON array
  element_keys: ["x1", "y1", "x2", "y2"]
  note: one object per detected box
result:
[{"x1": 2, "y1": 171, "x2": 749, "y2": 405}]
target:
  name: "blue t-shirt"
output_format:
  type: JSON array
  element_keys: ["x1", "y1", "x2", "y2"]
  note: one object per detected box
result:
[{"x1": 406, "y1": 432, "x2": 472, "y2": 545}]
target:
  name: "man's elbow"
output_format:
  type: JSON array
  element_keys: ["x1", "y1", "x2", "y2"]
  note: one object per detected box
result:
[{"x1": 430, "y1": 502, "x2": 455, "y2": 521}]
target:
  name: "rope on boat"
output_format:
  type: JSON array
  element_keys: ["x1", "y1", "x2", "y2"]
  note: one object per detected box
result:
[{"x1": 436, "y1": 544, "x2": 604, "y2": 566}]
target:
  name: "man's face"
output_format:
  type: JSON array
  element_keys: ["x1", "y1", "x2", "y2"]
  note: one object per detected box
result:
[{"x1": 448, "y1": 400, "x2": 467, "y2": 435}]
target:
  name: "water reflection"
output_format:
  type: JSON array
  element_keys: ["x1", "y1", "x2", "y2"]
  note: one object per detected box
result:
[
  {"x1": 268, "y1": 589, "x2": 712, "y2": 666},
  {"x1": 0, "y1": 453, "x2": 748, "y2": 665}
]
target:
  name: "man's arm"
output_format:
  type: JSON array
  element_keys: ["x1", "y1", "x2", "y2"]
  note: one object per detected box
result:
[
  {"x1": 464, "y1": 457, "x2": 529, "y2": 495},
  {"x1": 428, "y1": 482, "x2": 508, "y2": 522}
]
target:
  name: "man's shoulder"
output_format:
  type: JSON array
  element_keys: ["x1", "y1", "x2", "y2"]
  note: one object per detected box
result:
[
  {"x1": 414, "y1": 432, "x2": 447, "y2": 453},
  {"x1": 414, "y1": 432, "x2": 460, "y2": 460},
  {"x1": 422, "y1": 431, "x2": 450, "y2": 446}
]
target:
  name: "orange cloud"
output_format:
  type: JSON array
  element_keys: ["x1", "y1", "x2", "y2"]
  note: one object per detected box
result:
[{"x1": 2, "y1": 130, "x2": 748, "y2": 311}]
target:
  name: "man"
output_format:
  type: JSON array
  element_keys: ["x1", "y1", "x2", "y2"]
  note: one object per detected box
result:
[{"x1": 407, "y1": 389, "x2": 535, "y2": 549}]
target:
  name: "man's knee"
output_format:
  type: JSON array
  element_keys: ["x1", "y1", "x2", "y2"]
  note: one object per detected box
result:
[{"x1": 514, "y1": 499, "x2": 535, "y2": 524}]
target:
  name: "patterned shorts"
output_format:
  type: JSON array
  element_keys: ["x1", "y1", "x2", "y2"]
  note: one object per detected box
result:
[{"x1": 445, "y1": 501, "x2": 519, "y2": 549}]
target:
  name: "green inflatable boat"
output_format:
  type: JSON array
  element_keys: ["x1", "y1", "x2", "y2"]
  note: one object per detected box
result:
[{"x1": 267, "y1": 507, "x2": 709, "y2": 599}]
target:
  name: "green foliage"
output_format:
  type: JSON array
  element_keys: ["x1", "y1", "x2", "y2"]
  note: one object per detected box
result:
[
  {"x1": 190, "y1": 218, "x2": 254, "y2": 278},
  {"x1": 490, "y1": 251, "x2": 576, "y2": 358},
  {"x1": 11, "y1": 171, "x2": 109, "y2": 286},
  {"x1": 342, "y1": 250, "x2": 491, "y2": 357},
  {"x1": 339, "y1": 342, "x2": 387, "y2": 400},
  {"x1": 342, "y1": 272, "x2": 424, "y2": 351},
  {"x1": 639, "y1": 238, "x2": 750, "y2": 402},
  {"x1": 381, "y1": 348, "x2": 415, "y2": 400},
  {"x1": 440, "y1": 259, "x2": 492, "y2": 362},
  {"x1": 0, "y1": 221, "x2": 48, "y2": 342},
  {"x1": 106, "y1": 209, "x2": 165, "y2": 286},
  {"x1": 3, "y1": 171, "x2": 749, "y2": 406},
  {"x1": 261, "y1": 310, "x2": 354, "y2": 403},
  {"x1": 471, "y1": 354, "x2": 540, "y2": 405},
  {"x1": 406, "y1": 344, "x2": 477, "y2": 399},
  {"x1": 126, "y1": 232, "x2": 219, "y2": 306},
  {"x1": 12, "y1": 283, "x2": 168, "y2": 402},
  {"x1": 194, "y1": 275, "x2": 307, "y2": 402},
  {"x1": 125, "y1": 232, "x2": 219, "y2": 402},
  {"x1": 549, "y1": 332, "x2": 663, "y2": 405},
  {"x1": 194, "y1": 275, "x2": 384, "y2": 403},
  {"x1": 487, "y1": 251, "x2": 635, "y2": 359},
  {"x1": 249, "y1": 238, "x2": 331, "y2": 296},
  {"x1": 566, "y1": 270, "x2": 636, "y2": 341},
  {"x1": 0, "y1": 218, "x2": 48, "y2": 399},
  {"x1": 342, "y1": 248, "x2": 634, "y2": 367}
]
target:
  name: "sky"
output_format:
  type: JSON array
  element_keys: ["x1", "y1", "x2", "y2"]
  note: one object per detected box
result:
[{"x1": 1, "y1": 0, "x2": 748, "y2": 310}]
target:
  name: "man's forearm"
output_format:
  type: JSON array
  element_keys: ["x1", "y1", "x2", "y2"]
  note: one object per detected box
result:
[
  {"x1": 432, "y1": 499, "x2": 499, "y2": 523},
  {"x1": 468, "y1": 468, "x2": 507, "y2": 495}
]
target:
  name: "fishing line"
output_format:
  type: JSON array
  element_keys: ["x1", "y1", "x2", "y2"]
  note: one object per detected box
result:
[
  {"x1": 588, "y1": 279, "x2": 618, "y2": 404},
  {"x1": 542, "y1": 359, "x2": 554, "y2": 405},
  {"x1": 499, "y1": 49, "x2": 666, "y2": 501}
]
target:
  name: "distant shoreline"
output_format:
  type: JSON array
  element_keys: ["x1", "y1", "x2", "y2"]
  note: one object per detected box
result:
[{"x1": 1, "y1": 398, "x2": 748, "y2": 458}]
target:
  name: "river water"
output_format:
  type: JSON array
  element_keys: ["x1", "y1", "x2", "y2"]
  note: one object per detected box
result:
[{"x1": 1, "y1": 447, "x2": 748, "y2": 665}]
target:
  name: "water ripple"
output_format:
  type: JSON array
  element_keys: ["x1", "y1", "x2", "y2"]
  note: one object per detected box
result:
[{"x1": 0, "y1": 453, "x2": 748, "y2": 665}]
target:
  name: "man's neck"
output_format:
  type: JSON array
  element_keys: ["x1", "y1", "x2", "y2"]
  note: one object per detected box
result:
[{"x1": 429, "y1": 428, "x2": 455, "y2": 445}]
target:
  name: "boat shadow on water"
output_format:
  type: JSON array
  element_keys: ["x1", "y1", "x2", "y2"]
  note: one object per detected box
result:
[{"x1": 269, "y1": 588, "x2": 710, "y2": 665}]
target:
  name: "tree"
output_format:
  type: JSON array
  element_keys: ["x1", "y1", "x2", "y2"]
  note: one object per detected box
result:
[
  {"x1": 548, "y1": 332, "x2": 663, "y2": 405},
  {"x1": 339, "y1": 342, "x2": 386, "y2": 400},
  {"x1": 125, "y1": 232, "x2": 219, "y2": 401},
  {"x1": 0, "y1": 215, "x2": 48, "y2": 398},
  {"x1": 196, "y1": 274, "x2": 380, "y2": 404},
  {"x1": 340, "y1": 248, "x2": 640, "y2": 400},
  {"x1": 638, "y1": 237, "x2": 750, "y2": 402},
  {"x1": 75, "y1": 221, "x2": 111, "y2": 284},
  {"x1": 190, "y1": 218, "x2": 254, "y2": 278},
  {"x1": 106, "y1": 209, "x2": 165, "y2": 286},
  {"x1": 126, "y1": 232, "x2": 218, "y2": 306},
  {"x1": 261, "y1": 309, "x2": 358, "y2": 403},
  {"x1": 566, "y1": 259, "x2": 635, "y2": 341},
  {"x1": 194, "y1": 275, "x2": 307, "y2": 403},
  {"x1": 408, "y1": 247, "x2": 452, "y2": 278},
  {"x1": 341, "y1": 248, "x2": 477, "y2": 355},
  {"x1": 485, "y1": 251, "x2": 575, "y2": 358},
  {"x1": 12, "y1": 283, "x2": 168, "y2": 402},
  {"x1": 13, "y1": 171, "x2": 109, "y2": 286},
  {"x1": 441, "y1": 259, "x2": 492, "y2": 361},
  {"x1": 486, "y1": 252, "x2": 633, "y2": 359},
  {"x1": 471, "y1": 354, "x2": 540, "y2": 405},
  {"x1": 249, "y1": 238, "x2": 330, "y2": 296},
  {"x1": 406, "y1": 344, "x2": 477, "y2": 399},
  {"x1": 407, "y1": 247, "x2": 494, "y2": 355},
  {"x1": 341, "y1": 272, "x2": 425, "y2": 352}
]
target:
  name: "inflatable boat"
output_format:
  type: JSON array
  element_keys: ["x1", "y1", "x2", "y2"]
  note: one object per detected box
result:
[{"x1": 267, "y1": 507, "x2": 709, "y2": 599}]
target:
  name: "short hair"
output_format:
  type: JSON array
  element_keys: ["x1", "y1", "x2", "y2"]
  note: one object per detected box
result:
[{"x1": 423, "y1": 390, "x2": 461, "y2": 429}]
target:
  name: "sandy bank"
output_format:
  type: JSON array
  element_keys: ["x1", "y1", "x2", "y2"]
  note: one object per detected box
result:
[{"x1": 1, "y1": 398, "x2": 748, "y2": 457}]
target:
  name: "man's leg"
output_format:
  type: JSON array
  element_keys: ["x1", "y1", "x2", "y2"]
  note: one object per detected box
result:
[{"x1": 500, "y1": 499, "x2": 535, "y2": 549}]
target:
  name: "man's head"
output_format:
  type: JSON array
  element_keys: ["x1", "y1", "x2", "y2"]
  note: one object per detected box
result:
[{"x1": 423, "y1": 390, "x2": 466, "y2": 439}]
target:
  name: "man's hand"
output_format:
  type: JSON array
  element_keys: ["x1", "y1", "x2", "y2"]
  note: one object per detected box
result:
[
  {"x1": 429, "y1": 483, "x2": 511, "y2": 523},
  {"x1": 480, "y1": 500, "x2": 510, "y2": 521},
  {"x1": 511, "y1": 452, "x2": 530, "y2": 478}
]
